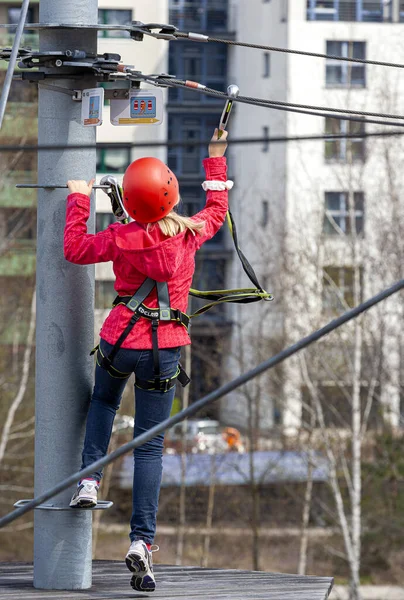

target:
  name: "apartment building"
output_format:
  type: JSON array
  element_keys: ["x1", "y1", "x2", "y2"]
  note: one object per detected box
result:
[
  {"x1": 221, "y1": 0, "x2": 404, "y2": 432},
  {"x1": 167, "y1": 0, "x2": 234, "y2": 410}
]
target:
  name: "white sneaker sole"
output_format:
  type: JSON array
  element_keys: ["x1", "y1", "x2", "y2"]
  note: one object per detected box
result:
[
  {"x1": 126, "y1": 552, "x2": 155, "y2": 592},
  {"x1": 69, "y1": 496, "x2": 97, "y2": 508}
]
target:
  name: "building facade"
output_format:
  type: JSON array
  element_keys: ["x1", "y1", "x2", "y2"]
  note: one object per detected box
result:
[{"x1": 222, "y1": 0, "x2": 404, "y2": 432}]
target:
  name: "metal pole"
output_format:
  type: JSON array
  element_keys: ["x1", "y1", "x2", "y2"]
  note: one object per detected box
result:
[
  {"x1": 0, "y1": 0, "x2": 30, "y2": 129},
  {"x1": 34, "y1": 0, "x2": 98, "y2": 590}
]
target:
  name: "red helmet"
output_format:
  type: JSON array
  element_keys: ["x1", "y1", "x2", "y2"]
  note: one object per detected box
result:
[{"x1": 122, "y1": 157, "x2": 179, "y2": 223}]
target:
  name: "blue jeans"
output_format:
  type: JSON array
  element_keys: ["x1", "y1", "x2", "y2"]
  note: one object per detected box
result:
[{"x1": 81, "y1": 338, "x2": 180, "y2": 544}]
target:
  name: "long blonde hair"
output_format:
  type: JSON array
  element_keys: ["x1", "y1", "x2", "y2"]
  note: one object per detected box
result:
[{"x1": 148, "y1": 211, "x2": 205, "y2": 238}]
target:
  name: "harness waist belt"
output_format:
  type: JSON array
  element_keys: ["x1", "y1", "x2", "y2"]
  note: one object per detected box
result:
[{"x1": 113, "y1": 295, "x2": 190, "y2": 329}]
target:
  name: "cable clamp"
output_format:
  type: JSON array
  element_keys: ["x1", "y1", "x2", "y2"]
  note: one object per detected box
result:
[
  {"x1": 130, "y1": 21, "x2": 178, "y2": 41},
  {"x1": 202, "y1": 180, "x2": 234, "y2": 191},
  {"x1": 188, "y1": 32, "x2": 209, "y2": 42}
]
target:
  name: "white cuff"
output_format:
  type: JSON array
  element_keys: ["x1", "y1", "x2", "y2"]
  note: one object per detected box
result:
[{"x1": 201, "y1": 180, "x2": 234, "y2": 191}]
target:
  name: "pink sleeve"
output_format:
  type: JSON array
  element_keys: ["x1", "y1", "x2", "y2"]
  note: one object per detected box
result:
[
  {"x1": 192, "y1": 156, "x2": 229, "y2": 250},
  {"x1": 64, "y1": 193, "x2": 119, "y2": 264}
]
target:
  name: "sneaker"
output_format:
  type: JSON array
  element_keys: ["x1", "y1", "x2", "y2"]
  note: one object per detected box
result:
[
  {"x1": 69, "y1": 479, "x2": 99, "y2": 508},
  {"x1": 125, "y1": 540, "x2": 157, "y2": 592}
]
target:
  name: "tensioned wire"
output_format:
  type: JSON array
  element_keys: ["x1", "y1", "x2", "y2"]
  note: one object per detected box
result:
[
  {"x1": 174, "y1": 31, "x2": 404, "y2": 70},
  {"x1": 156, "y1": 78, "x2": 404, "y2": 128},
  {"x1": 2, "y1": 22, "x2": 404, "y2": 70},
  {"x1": 3, "y1": 130, "x2": 404, "y2": 153}
]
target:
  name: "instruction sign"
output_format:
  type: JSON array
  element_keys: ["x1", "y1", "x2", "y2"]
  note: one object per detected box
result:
[
  {"x1": 110, "y1": 89, "x2": 163, "y2": 126},
  {"x1": 81, "y1": 88, "x2": 104, "y2": 127}
]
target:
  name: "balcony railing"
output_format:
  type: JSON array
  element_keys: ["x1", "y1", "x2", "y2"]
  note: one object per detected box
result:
[
  {"x1": 307, "y1": 0, "x2": 392, "y2": 22},
  {"x1": 169, "y1": 0, "x2": 228, "y2": 32}
]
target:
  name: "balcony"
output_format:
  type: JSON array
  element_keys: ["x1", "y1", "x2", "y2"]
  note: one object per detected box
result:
[
  {"x1": 307, "y1": 0, "x2": 393, "y2": 22},
  {"x1": 0, "y1": 171, "x2": 37, "y2": 208},
  {"x1": 169, "y1": 0, "x2": 228, "y2": 32}
]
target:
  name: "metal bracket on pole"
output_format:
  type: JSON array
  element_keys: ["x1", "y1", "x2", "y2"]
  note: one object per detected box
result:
[
  {"x1": 14, "y1": 499, "x2": 113, "y2": 511},
  {"x1": 16, "y1": 184, "x2": 111, "y2": 189},
  {"x1": 0, "y1": 20, "x2": 179, "y2": 40},
  {"x1": 38, "y1": 83, "x2": 83, "y2": 101}
]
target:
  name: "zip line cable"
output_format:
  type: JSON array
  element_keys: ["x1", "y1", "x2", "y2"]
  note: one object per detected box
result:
[
  {"x1": 2, "y1": 130, "x2": 404, "y2": 154},
  {"x1": 156, "y1": 78, "x2": 404, "y2": 129},
  {"x1": 0, "y1": 278, "x2": 402, "y2": 529},
  {"x1": 175, "y1": 31, "x2": 404, "y2": 71}
]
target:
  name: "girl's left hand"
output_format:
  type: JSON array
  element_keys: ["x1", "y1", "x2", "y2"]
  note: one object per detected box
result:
[{"x1": 67, "y1": 179, "x2": 95, "y2": 197}]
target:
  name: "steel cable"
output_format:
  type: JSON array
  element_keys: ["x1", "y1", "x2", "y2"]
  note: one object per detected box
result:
[
  {"x1": 175, "y1": 31, "x2": 404, "y2": 70},
  {"x1": 158, "y1": 78, "x2": 404, "y2": 128},
  {"x1": 3, "y1": 130, "x2": 404, "y2": 154}
]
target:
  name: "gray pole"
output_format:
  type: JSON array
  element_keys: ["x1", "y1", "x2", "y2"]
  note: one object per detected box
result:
[{"x1": 34, "y1": 0, "x2": 98, "y2": 590}]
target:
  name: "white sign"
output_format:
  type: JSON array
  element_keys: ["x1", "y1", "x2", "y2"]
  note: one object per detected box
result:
[
  {"x1": 110, "y1": 88, "x2": 163, "y2": 126},
  {"x1": 81, "y1": 88, "x2": 104, "y2": 127}
]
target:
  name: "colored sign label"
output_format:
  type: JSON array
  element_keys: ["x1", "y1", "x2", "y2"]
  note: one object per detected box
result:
[
  {"x1": 130, "y1": 96, "x2": 156, "y2": 118},
  {"x1": 110, "y1": 88, "x2": 163, "y2": 126},
  {"x1": 81, "y1": 88, "x2": 104, "y2": 127}
]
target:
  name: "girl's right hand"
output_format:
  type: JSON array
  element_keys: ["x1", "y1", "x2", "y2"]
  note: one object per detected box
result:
[{"x1": 209, "y1": 128, "x2": 228, "y2": 158}]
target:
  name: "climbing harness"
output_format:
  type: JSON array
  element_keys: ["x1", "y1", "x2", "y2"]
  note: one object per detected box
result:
[{"x1": 91, "y1": 277, "x2": 190, "y2": 391}]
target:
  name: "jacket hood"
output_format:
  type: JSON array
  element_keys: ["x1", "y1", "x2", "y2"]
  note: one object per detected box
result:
[{"x1": 115, "y1": 221, "x2": 188, "y2": 281}]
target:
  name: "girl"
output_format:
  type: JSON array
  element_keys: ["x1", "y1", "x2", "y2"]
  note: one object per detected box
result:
[{"x1": 64, "y1": 129, "x2": 230, "y2": 592}]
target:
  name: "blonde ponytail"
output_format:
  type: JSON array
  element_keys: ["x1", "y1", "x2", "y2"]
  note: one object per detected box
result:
[{"x1": 148, "y1": 211, "x2": 205, "y2": 237}]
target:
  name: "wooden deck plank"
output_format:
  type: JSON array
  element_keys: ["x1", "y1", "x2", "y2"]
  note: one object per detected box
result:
[{"x1": 0, "y1": 562, "x2": 334, "y2": 599}]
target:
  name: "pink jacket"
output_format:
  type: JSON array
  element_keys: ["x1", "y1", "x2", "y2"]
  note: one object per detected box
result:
[{"x1": 64, "y1": 156, "x2": 228, "y2": 349}]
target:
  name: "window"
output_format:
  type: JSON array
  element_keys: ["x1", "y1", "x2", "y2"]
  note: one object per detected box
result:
[
  {"x1": 323, "y1": 192, "x2": 364, "y2": 235},
  {"x1": 168, "y1": 115, "x2": 218, "y2": 176},
  {"x1": 261, "y1": 200, "x2": 269, "y2": 227},
  {"x1": 263, "y1": 126, "x2": 270, "y2": 152},
  {"x1": 326, "y1": 41, "x2": 366, "y2": 87},
  {"x1": 169, "y1": 43, "x2": 227, "y2": 103},
  {"x1": 169, "y1": 0, "x2": 228, "y2": 32},
  {"x1": 98, "y1": 9, "x2": 131, "y2": 38},
  {"x1": 190, "y1": 258, "x2": 226, "y2": 316},
  {"x1": 263, "y1": 52, "x2": 271, "y2": 77},
  {"x1": 325, "y1": 118, "x2": 365, "y2": 162},
  {"x1": 323, "y1": 266, "x2": 363, "y2": 311},
  {"x1": 308, "y1": 0, "x2": 391, "y2": 22},
  {"x1": 307, "y1": 0, "x2": 338, "y2": 20},
  {"x1": 95, "y1": 281, "x2": 116, "y2": 309},
  {"x1": 96, "y1": 146, "x2": 131, "y2": 173},
  {"x1": 96, "y1": 212, "x2": 116, "y2": 232}
]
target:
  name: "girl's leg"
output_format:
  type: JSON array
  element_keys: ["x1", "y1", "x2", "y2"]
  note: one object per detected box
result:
[
  {"x1": 130, "y1": 347, "x2": 180, "y2": 544},
  {"x1": 81, "y1": 339, "x2": 133, "y2": 481}
]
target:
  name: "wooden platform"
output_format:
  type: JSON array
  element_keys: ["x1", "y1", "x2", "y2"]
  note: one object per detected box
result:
[{"x1": 0, "y1": 561, "x2": 333, "y2": 599}]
